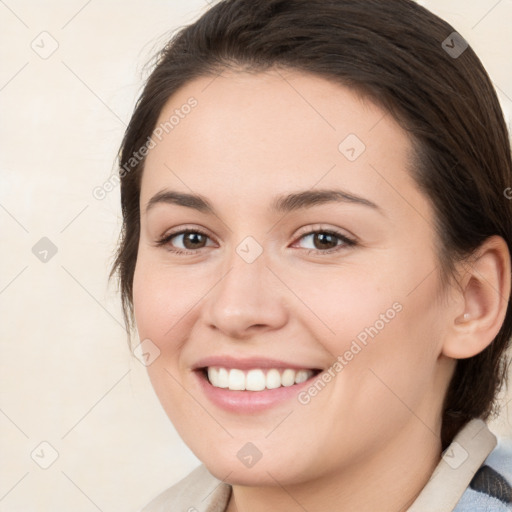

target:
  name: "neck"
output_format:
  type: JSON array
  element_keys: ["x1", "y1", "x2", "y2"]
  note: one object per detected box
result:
[{"x1": 226, "y1": 419, "x2": 442, "y2": 512}]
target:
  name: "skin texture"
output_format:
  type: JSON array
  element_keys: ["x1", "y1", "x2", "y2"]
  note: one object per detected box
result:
[{"x1": 132, "y1": 69, "x2": 510, "y2": 512}]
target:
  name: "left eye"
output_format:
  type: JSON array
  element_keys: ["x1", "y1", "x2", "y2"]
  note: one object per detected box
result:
[{"x1": 294, "y1": 231, "x2": 355, "y2": 252}]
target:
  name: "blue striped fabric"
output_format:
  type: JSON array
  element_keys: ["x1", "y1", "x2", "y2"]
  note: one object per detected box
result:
[{"x1": 454, "y1": 439, "x2": 512, "y2": 511}]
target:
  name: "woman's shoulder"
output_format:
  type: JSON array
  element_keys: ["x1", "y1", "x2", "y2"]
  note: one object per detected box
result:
[
  {"x1": 140, "y1": 464, "x2": 231, "y2": 512},
  {"x1": 454, "y1": 437, "x2": 512, "y2": 511}
]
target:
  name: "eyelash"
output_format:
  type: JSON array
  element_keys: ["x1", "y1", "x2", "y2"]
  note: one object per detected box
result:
[
  {"x1": 155, "y1": 226, "x2": 357, "y2": 256},
  {"x1": 155, "y1": 227, "x2": 212, "y2": 255}
]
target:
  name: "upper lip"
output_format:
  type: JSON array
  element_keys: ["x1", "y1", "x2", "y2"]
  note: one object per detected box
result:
[{"x1": 192, "y1": 356, "x2": 322, "y2": 371}]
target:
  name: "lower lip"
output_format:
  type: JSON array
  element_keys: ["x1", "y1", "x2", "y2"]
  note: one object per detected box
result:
[{"x1": 194, "y1": 370, "x2": 319, "y2": 413}]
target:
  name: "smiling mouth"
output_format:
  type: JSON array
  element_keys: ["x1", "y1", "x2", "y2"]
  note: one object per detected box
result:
[{"x1": 200, "y1": 367, "x2": 322, "y2": 391}]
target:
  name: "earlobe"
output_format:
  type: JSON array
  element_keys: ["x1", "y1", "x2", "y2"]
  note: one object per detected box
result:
[
  {"x1": 454, "y1": 312, "x2": 471, "y2": 325},
  {"x1": 442, "y1": 235, "x2": 511, "y2": 360}
]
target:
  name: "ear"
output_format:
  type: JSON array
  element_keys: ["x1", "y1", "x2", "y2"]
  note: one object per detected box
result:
[{"x1": 442, "y1": 235, "x2": 511, "y2": 359}]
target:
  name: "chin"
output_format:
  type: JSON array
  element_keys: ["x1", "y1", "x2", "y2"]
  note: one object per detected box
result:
[
  {"x1": 200, "y1": 451, "x2": 315, "y2": 487},
  {"x1": 204, "y1": 462, "x2": 283, "y2": 486}
]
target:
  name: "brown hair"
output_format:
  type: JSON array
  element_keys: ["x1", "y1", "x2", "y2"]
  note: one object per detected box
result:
[{"x1": 110, "y1": 0, "x2": 512, "y2": 448}]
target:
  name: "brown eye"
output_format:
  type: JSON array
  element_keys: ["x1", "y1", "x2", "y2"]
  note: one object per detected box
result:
[
  {"x1": 156, "y1": 229, "x2": 214, "y2": 252},
  {"x1": 294, "y1": 230, "x2": 356, "y2": 253},
  {"x1": 181, "y1": 232, "x2": 208, "y2": 249},
  {"x1": 312, "y1": 232, "x2": 339, "y2": 250}
]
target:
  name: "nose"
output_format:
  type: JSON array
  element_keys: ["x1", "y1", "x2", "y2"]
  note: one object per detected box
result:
[{"x1": 202, "y1": 249, "x2": 289, "y2": 339}]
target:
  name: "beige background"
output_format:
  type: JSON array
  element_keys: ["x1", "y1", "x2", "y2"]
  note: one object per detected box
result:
[{"x1": 1, "y1": 1, "x2": 511, "y2": 511}]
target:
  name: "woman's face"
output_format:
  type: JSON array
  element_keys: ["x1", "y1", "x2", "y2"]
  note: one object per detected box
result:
[{"x1": 133, "y1": 69, "x2": 455, "y2": 485}]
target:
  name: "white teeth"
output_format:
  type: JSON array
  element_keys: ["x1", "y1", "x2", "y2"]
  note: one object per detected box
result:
[
  {"x1": 246, "y1": 369, "x2": 266, "y2": 391},
  {"x1": 281, "y1": 369, "x2": 296, "y2": 387},
  {"x1": 295, "y1": 370, "x2": 310, "y2": 384},
  {"x1": 217, "y1": 367, "x2": 229, "y2": 388},
  {"x1": 208, "y1": 367, "x2": 230, "y2": 388},
  {"x1": 266, "y1": 369, "x2": 282, "y2": 389},
  {"x1": 206, "y1": 367, "x2": 315, "y2": 391},
  {"x1": 228, "y1": 369, "x2": 246, "y2": 390},
  {"x1": 207, "y1": 367, "x2": 218, "y2": 385}
]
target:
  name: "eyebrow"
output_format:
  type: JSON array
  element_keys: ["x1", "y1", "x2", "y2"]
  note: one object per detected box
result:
[
  {"x1": 271, "y1": 189, "x2": 381, "y2": 213},
  {"x1": 144, "y1": 188, "x2": 382, "y2": 215}
]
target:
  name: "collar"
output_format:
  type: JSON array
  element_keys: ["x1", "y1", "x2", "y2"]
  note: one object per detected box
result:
[{"x1": 407, "y1": 418, "x2": 497, "y2": 512}]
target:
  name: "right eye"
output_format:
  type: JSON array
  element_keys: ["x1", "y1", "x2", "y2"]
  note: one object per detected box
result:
[{"x1": 155, "y1": 228, "x2": 215, "y2": 254}]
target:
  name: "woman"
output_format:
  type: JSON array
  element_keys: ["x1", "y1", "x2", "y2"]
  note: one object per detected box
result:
[{"x1": 110, "y1": 0, "x2": 512, "y2": 510}]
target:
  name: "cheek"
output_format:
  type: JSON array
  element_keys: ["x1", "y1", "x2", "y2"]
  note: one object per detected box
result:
[
  {"x1": 283, "y1": 260, "x2": 403, "y2": 348},
  {"x1": 132, "y1": 253, "x2": 208, "y2": 348},
  {"x1": 286, "y1": 255, "x2": 443, "y2": 404},
  {"x1": 298, "y1": 251, "x2": 442, "y2": 358},
  {"x1": 132, "y1": 264, "x2": 170, "y2": 343},
  {"x1": 132, "y1": 257, "x2": 206, "y2": 431}
]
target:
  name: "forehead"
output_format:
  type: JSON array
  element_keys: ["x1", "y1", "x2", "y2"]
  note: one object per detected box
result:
[{"x1": 140, "y1": 69, "x2": 425, "y2": 219}]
